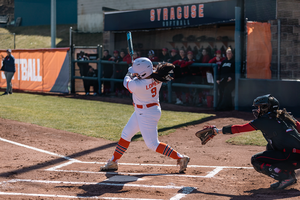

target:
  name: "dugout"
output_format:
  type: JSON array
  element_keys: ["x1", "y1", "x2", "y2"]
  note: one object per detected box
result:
[{"x1": 102, "y1": 0, "x2": 288, "y2": 110}]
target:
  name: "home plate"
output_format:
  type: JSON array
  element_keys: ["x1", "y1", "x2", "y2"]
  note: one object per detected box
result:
[{"x1": 104, "y1": 175, "x2": 141, "y2": 182}]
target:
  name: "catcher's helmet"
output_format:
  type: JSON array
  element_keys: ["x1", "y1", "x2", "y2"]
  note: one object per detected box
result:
[
  {"x1": 252, "y1": 94, "x2": 279, "y2": 118},
  {"x1": 128, "y1": 57, "x2": 153, "y2": 79}
]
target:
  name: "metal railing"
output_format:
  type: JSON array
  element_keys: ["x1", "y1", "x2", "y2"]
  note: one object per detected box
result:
[{"x1": 71, "y1": 59, "x2": 218, "y2": 107}]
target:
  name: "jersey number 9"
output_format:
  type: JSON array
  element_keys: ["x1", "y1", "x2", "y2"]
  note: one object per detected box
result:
[{"x1": 151, "y1": 87, "x2": 157, "y2": 97}]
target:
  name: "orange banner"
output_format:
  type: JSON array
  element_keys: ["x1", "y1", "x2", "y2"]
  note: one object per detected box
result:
[
  {"x1": 0, "y1": 48, "x2": 69, "y2": 93},
  {"x1": 247, "y1": 22, "x2": 272, "y2": 79}
]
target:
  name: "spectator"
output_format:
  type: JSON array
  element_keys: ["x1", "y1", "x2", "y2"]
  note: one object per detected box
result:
[
  {"x1": 86, "y1": 66, "x2": 99, "y2": 96},
  {"x1": 209, "y1": 50, "x2": 225, "y2": 71},
  {"x1": 172, "y1": 49, "x2": 188, "y2": 105},
  {"x1": 77, "y1": 51, "x2": 90, "y2": 95},
  {"x1": 183, "y1": 51, "x2": 196, "y2": 104},
  {"x1": 197, "y1": 48, "x2": 211, "y2": 84},
  {"x1": 102, "y1": 50, "x2": 113, "y2": 95},
  {"x1": 148, "y1": 50, "x2": 159, "y2": 62},
  {"x1": 172, "y1": 49, "x2": 188, "y2": 77},
  {"x1": 159, "y1": 48, "x2": 170, "y2": 62},
  {"x1": 178, "y1": 49, "x2": 188, "y2": 61},
  {"x1": 215, "y1": 48, "x2": 235, "y2": 111},
  {"x1": 122, "y1": 48, "x2": 133, "y2": 65},
  {"x1": 109, "y1": 50, "x2": 122, "y2": 62},
  {"x1": 196, "y1": 49, "x2": 210, "y2": 63},
  {"x1": 102, "y1": 50, "x2": 111, "y2": 60},
  {"x1": 1, "y1": 49, "x2": 15, "y2": 95},
  {"x1": 167, "y1": 49, "x2": 180, "y2": 63},
  {"x1": 186, "y1": 51, "x2": 197, "y2": 76},
  {"x1": 120, "y1": 49, "x2": 128, "y2": 63},
  {"x1": 132, "y1": 51, "x2": 140, "y2": 61},
  {"x1": 109, "y1": 50, "x2": 125, "y2": 96}
]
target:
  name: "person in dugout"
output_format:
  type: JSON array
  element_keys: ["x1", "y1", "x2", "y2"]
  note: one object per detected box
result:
[{"x1": 217, "y1": 94, "x2": 300, "y2": 189}]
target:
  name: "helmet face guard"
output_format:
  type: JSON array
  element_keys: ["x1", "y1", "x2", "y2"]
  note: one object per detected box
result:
[
  {"x1": 252, "y1": 104, "x2": 269, "y2": 119},
  {"x1": 252, "y1": 94, "x2": 279, "y2": 118}
]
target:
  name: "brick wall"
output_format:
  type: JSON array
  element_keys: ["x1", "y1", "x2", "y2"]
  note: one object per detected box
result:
[
  {"x1": 270, "y1": 0, "x2": 300, "y2": 79},
  {"x1": 0, "y1": 0, "x2": 14, "y2": 22}
]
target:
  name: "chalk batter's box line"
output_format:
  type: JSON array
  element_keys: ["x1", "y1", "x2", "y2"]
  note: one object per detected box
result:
[
  {"x1": 0, "y1": 136, "x2": 252, "y2": 179},
  {"x1": 0, "y1": 179, "x2": 195, "y2": 200},
  {"x1": 46, "y1": 160, "x2": 253, "y2": 178},
  {"x1": 0, "y1": 137, "x2": 194, "y2": 200}
]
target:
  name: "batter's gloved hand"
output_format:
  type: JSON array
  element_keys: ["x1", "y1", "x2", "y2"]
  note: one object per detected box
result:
[{"x1": 195, "y1": 125, "x2": 219, "y2": 145}]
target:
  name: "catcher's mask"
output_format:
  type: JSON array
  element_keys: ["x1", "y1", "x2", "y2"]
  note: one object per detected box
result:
[
  {"x1": 128, "y1": 57, "x2": 153, "y2": 79},
  {"x1": 252, "y1": 94, "x2": 279, "y2": 118}
]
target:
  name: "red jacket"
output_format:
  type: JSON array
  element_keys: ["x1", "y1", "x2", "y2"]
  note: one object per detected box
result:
[
  {"x1": 173, "y1": 60, "x2": 194, "y2": 68},
  {"x1": 149, "y1": 56, "x2": 159, "y2": 62},
  {"x1": 123, "y1": 54, "x2": 132, "y2": 64},
  {"x1": 209, "y1": 57, "x2": 225, "y2": 70},
  {"x1": 201, "y1": 55, "x2": 211, "y2": 63}
]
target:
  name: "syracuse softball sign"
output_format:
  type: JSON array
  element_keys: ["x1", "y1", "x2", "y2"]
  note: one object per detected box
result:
[{"x1": 0, "y1": 48, "x2": 70, "y2": 93}]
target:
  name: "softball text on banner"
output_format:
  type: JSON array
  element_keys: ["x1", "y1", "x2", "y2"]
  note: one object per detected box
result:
[{"x1": 0, "y1": 48, "x2": 70, "y2": 93}]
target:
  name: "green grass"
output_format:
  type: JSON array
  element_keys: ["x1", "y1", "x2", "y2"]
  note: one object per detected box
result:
[
  {"x1": 226, "y1": 131, "x2": 267, "y2": 146},
  {"x1": 0, "y1": 25, "x2": 103, "y2": 49},
  {"x1": 0, "y1": 93, "x2": 213, "y2": 141}
]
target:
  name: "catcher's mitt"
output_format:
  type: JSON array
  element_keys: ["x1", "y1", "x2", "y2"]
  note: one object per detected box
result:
[{"x1": 195, "y1": 125, "x2": 218, "y2": 145}]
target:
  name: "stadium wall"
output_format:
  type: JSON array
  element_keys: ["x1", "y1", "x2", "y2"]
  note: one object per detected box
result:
[
  {"x1": 14, "y1": 0, "x2": 77, "y2": 26},
  {"x1": 78, "y1": 0, "x2": 221, "y2": 33},
  {"x1": 238, "y1": 78, "x2": 300, "y2": 116}
]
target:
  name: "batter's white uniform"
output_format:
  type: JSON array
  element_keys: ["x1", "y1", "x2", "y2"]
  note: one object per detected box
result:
[{"x1": 122, "y1": 75, "x2": 162, "y2": 151}]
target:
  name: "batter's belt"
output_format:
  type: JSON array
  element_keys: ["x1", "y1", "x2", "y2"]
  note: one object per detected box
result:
[{"x1": 133, "y1": 102, "x2": 159, "y2": 109}]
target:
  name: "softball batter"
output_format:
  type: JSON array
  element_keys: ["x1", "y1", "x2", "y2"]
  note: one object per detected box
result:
[{"x1": 100, "y1": 57, "x2": 190, "y2": 173}]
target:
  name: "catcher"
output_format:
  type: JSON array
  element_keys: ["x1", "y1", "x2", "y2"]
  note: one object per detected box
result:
[
  {"x1": 196, "y1": 94, "x2": 300, "y2": 189},
  {"x1": 100, "y1": 58, "x2": 190, "y2": 173}
]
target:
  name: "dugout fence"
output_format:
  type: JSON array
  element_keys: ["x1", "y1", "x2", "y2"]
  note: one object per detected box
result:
[{"x1": 71, "y1": 56, "x2": 218, "y2": 107}]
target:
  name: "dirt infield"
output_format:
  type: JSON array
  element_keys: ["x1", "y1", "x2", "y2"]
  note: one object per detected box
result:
[{"x1": 1, "y1": 96, "x2": 300, "y2": 199}]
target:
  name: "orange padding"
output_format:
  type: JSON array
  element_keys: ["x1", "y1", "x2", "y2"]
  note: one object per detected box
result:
[
  {"x1": 246, "y1": 22, "x2": 272, "y2": 79},
  {"x1": 0, "y1": 48, "x2": 69, "y2": 92}
]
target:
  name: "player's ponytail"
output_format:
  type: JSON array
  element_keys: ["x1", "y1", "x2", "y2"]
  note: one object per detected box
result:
[
  {"x1": 275, "y1": 108, "x2": 297, "y2": 126},
  {"x1": 150, "y1": 63, "x2": 175, "y2": 83}
]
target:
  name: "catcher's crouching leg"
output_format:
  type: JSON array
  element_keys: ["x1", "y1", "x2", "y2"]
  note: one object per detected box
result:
[{"x1": 251, "y1": 155, "x2": 297, "y2": 189}]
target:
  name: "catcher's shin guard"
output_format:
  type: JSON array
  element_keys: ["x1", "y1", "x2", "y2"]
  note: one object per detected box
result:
[
  {"x1": 270, "y1": 171, "x2": 297, "y2": 189},
  {"x1": 251, "y1": 157, "x2": 292, "y2": 181}
]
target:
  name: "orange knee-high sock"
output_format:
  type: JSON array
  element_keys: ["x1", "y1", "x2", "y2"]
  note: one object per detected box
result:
[
  {"x1": 112, "y1": 138, "x2": 130, "y2": 162},
  {"x1": 156, "y1": 142, "x2": 182, "y2": 159}
]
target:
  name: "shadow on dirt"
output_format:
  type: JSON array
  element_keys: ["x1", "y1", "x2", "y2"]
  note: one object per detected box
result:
[
  {"x1": 0, "y1": 142, "x2": 117, "y2": 178},
  {"x1": 191, "y1": 187, "x2": 300, "y2": 200},
  {"x1": 76, "y1": 173, "x2": 194, "y2": 198},
  {"x1": 76, "y1": 173, "x2": 133, "y2": 197}
]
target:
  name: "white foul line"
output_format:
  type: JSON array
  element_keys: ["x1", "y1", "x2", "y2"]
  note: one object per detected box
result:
[
  {"x1": 0, "y1": 136, "x2": 252, "y2": 173},
  {"x1": 0, "y1": 137, "x2": 79, "y2": 162},
  {"x1": 46, "y1": 160, "x2": 77, "y2": 171},
  {"x1": 0, "y1": 192, "x2": 163, "y2": 200}
]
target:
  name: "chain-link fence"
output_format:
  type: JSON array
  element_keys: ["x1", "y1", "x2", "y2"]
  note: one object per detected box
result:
[{"x1": 70, "y1": 28, "x2": 102, "y2": 47}]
